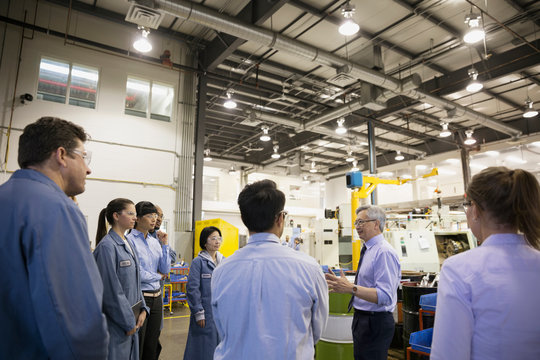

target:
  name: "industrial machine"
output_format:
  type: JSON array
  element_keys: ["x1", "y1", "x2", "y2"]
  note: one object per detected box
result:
[
  {"x1": 347, "y1": 169, "x2": 439, "y2": 270},
  {"x1": 384, "y1": 228, "x2": 476, "y2": 272},
  {"x1": 313, "y1": 218, "x2": 340, "y2": 268}
]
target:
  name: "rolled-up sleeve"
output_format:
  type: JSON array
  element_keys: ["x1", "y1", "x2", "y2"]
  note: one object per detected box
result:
[{"x1": 373, "y1": 250, "x2": 401, "y2": 306}]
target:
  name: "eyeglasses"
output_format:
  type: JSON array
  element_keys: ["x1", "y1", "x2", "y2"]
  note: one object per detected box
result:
[
  {"x1": 71, "y1": 149, "x2": 92, "y2": 166},
  {"x1": 277, "y1": 210, "x2": 288, "y2": 219},
  {"x1": 122, "y1": 211, "x2": 136, "y2": 216},
  {"x1": 462, "y1": 200, "x2": 472, "y2": 212},
  {"x1": 143, "y1": 213, "x2": 158, "y2": 219},
  {"x1": 354, "y1": 218, "x2": 376, "y2": 226},
  {"x1": 208, "y1": 236, "x2": 222, "y2": 241}
]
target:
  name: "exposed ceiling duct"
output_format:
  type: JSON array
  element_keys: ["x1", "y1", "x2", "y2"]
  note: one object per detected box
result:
[{"x1": 147, "y1": 0, "x2": 522, "y2": 138}]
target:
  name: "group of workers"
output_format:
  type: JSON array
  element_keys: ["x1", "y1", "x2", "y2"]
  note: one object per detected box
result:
[{"x1": 1, "y1": 116, "x2": 539, "y2": 360}]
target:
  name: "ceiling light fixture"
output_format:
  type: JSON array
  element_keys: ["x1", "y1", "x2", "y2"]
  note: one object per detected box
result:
[
  {"x1": 338, "y1": 1, "x2": 359, "y2": 36},
  {"x1": 346, "y1": 150, "x2": 355, "y2": 162},
  {"x1": 463, "y1": 12, "x2": 485, "y2": 44},
  {"x1": 133, "y1": 26, "x2": 152, "y2": 53},
  {"x1": 439, "y1": 122, "x2": 452, "y2": 138},
  {"x1": 260, "y1": 126, "x2": 271, "y2": 142},
  {"x1": 228, "y1": 164, "x2": 237, "y2": 175},
  {"x1": 395, "y1": 151, "x2": 404, "y2": 161},
  {"x1": 309, "y1": 161, "x2": 318, "y2": 173},
  {"x1": 302, "y1": 176, "x2": 310, "y2": 184},
  {"x1": 466, "y1": 67, "x2": 483, "y2": 92},
  {"x1": 203, "y1": 149, "x2": 212, "y2": 162},
  {"x1": 335, "y1": 117, "x2": 348, "y2": 134},
  {"x1": 271, "y1": 145, "x2": 281, "y2": 159},
  {"x1": 223, "y1": 91, "x2": 237, "y2": 109},
  {"x1": 351, "y1": 160, "x2": 359, "y2": 172},
  {"x1": 464, "y1": 129, "x2": 477, "y2": 145},
  {"x1": 523, "y1": 98, "x2": 538, "y2": 118}
]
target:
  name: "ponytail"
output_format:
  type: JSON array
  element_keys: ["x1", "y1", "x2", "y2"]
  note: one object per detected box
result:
[
  {"x1": 95, "y1": 208, "x2": 108, "y2": 246},
  {"x1": 511, "y1": 169, "x2": 540, "y2": 250},
  {"x1": 94, "y1": 198, "x2": 134, "y2": 247}
]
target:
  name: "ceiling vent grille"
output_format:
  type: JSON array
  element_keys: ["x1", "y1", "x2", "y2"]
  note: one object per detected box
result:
[
  {"x1": 125, "y1": 4, "x2": 164, "y2": 29},
  {"x1": 327, "y1": 73, "x2": 357, "y2": 87}
]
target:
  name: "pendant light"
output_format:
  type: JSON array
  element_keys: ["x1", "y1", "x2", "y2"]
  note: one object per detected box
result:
[
  {"x1": 338, "y1": 1, "x2": 359, "y2": 36},
  {"x1": 133, "y1": 26, "x2": 152, "y2": 53}
]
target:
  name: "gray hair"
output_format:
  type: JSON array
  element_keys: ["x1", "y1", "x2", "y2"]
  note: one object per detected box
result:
[{"x1": 356, "y1": 205, "x2": 386, "y2": 232}]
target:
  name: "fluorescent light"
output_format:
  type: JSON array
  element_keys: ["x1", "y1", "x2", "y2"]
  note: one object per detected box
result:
[
  {"x1": 339, "y1": 20, "x2": 359, "y2": 36},
  {"x1": 133, "y1": 28, "x2": 152, "y2": 53},
  {"x1": 440, "y1": 122, "x2": 451, "y2": 137},
  {"x1": 464, "y1": 129, "x2": 477, "y2": 145},
  {"x1": 466, "y1": 80, "x2": 483, "y2": 92},
  {"x1": 260, "y1": 126, "x2": 271, "y2": 142},
  {"x1": 338, "y1": 2, "x2": 359, "y2": 36},
  {"x1": 523, "y1": 99, "x2": 538, "y2": 118},
  {"x1": 223, "y1": 91, "x2": 237, "y2": 109},
  {"x1": 485, "y1": 150, "x2": 500, "y2": 157},
  {"x1": 463, "y1": 13, "x2": 485, "y2": 44},
  {"x1": 335, "y1": 118, "x2": 347, "y2": 134}
]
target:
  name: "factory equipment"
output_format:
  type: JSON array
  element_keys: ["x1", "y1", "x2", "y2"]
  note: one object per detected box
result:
[
  {"x1": 347, "y1": 169, "x2": 439, "y2": 270},
  {"x1": 384, "y1": 228, "x2": 476, "y2": 272},
  {"x1": 313, "y1": 219, "x2": 340, "y2": 268}
]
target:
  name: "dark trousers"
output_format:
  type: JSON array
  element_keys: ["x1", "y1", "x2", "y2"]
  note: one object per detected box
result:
[
  {"x1": 352, "y1": 310, "x2": 395, "y2": 360},
  {"x1": 139, "y1": 295, "x2": 163, "y2": 360}
]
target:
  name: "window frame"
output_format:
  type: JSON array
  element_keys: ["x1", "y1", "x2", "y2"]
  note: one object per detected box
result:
[
  {"x1": 36, "y1": 56, "x2": 100, "y2": 110},
  {"x1": 124, "y1": 75, "x2": 175, "y2": 122}
]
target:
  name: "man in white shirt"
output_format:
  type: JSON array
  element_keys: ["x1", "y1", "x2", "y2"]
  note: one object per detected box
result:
[{"x1": 211, "y1": 179, "x2": 329, "y2": 360}]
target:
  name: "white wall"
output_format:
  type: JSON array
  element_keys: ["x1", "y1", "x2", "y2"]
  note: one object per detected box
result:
[{"x1": 0, "y1": 13, "x2": 193, "y2": 248}]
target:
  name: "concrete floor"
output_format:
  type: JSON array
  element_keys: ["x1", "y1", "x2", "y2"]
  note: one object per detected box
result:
[
  {"x1": 158, "y1": 303, "x2": 405, "y2": 360},
  {"x1": 160, "y1": 304, "x2": 190, "y2": 360}
]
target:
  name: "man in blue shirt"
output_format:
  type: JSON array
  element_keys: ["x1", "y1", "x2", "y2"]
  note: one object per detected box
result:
[
  {"x1": 0, "y1": 117, "x2": 109, "y2": 359},
  {"x1": 326, "y1": 205, "x2": 400, "y2": 360},
  {"x1": 211, "y1": 179, "x2": 329, "y2": 360}
]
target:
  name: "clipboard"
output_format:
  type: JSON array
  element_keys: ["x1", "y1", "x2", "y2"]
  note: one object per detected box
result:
[{"x1": 131, "y1": 300, "x2": 143, "y2": 319}]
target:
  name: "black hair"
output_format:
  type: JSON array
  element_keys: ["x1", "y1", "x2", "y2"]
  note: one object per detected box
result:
[
  {"x1": 133, "y1": 201, "x2": 157, "y2": 229},
  {"x1": 199, "y1": 226, "x2": 222, "y2": 250},
  {"x1": 95, "y1": 198, "x2": 134, "y2": 246},
  {"x1": 237, "y1": 179, "x2": 285, "y2": 232},
  {"x1": 18, "y1": 117, "x2": 88, "y2": 168}
]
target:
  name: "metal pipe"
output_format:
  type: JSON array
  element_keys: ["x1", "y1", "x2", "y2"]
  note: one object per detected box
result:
[{"x1": 152, "y1": 0, "x2": 521, "y2": 137}]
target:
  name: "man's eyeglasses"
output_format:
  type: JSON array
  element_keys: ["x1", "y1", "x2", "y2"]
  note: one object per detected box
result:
[
  {"x1": 277, "y1": 210, "x2": 288, "y2": 219},
  {"x1": 354, "y1": 218, "x2": 376, "y2": 226},
  {"x1": 71, "y1": 149, "x2": 92, "y2": 166},
  {"x1": 462, "y1": 200, "x2": 472, "y2": 212}
]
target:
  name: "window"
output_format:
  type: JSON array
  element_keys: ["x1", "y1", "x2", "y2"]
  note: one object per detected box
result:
[
  {"x1": 203, "y1": 176, "x2": 219, "y2": 201},
  {"x1": 125, "y1": 77, "x2": 174, "y2": 121},
  {"x1": 37, "y1": 58, "x2": 99, "y2": 109}
]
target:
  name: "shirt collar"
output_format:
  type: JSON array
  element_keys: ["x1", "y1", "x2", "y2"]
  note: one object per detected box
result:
[
  {"x1": 364, "y1": 233, "x2": 384, "y2": 250},
  {"x1": 108, "y1": 229, "x2": 125, "y2": 245},
  {"x1": 248, "y1": 232, "x2": 280, "y2": 244},
  {"x1": 130, "y1": 228, "x2": 148, "y2": 240},
  {"x1": 482, "y1": 233, "x2": 525, "y2": 246}
]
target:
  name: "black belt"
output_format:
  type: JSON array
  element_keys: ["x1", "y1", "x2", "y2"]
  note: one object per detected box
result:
[
  {"x1": 142, "y1": 288, "x2": 160, "y2": 294},
  {"x1": 354, "y1": 309, "x2": 392, "y2": 316}
]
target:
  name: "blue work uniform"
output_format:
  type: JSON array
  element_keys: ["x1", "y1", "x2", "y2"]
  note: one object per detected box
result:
[
  {"x1": 183, "y1": 251, "x2": 225, "y2": 360},
  {"x1": 0, "y1": 169, "x2": 109, "y2": 359},
  {"x1": 94, "y1": 229, "x2": 148, "y2": 360}
]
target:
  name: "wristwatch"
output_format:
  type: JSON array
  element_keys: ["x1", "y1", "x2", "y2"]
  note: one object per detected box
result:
[{"x1": 352, "y1": 286, "x2": 357, "y2": 295}]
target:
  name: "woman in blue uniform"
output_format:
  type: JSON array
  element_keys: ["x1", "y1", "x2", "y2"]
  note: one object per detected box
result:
[
  {"x1": 93, "y1": 198, "x2": 148, "y2": 360},
  {"x1": 183, "y1": 226, "x2": 225, "y2": 360}
]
